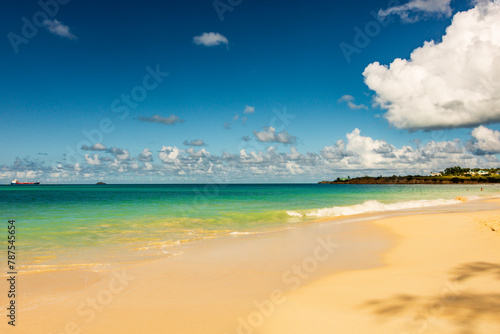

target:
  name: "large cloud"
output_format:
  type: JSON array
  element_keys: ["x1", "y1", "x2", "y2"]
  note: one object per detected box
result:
[{"x1": 364, "y1": 0, "x2": 500, "y2": 130}]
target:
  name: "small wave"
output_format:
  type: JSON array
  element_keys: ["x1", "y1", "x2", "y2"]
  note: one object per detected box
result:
[
  {"x1": 286, "y1": 211, "x2": 303, "y2": 218},
  {"x1": 287, "y1": 198, "x2": 466, "y2": 218},
  {"x1": 229, "y1": 231, "x2": 262, "y2": 235}
]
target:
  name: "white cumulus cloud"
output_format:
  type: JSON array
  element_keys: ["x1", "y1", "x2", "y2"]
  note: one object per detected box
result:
[
  {"x1": 253, "y1": 127, "x2": 297, "y2": 144},
  {"x1": 84, "y1": 154, "x2": 101, "y2": 165},
  {"x1": 138, "y1": 148, "x2": 153, "y2": 162},
  {"x1": 468, "y1": 125, "x2": 500, "y2": 154},
  {"x1": 364, "y1": 0, "x2": 500, "y2": 130},
  {"x1": 159, "y1": 146, "x2": 181, "y2": 164},
  {"x1": 43, "y1": 19, "x2": 76, "y2": 39},
  {"x1": 193, "y1": 32, "x2": 229, "y2": 47}
]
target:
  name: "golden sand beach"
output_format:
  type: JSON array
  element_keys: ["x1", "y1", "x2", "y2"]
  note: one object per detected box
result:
[{"x1": 2, "y1": 198, "x2": 500, "y2": 334}]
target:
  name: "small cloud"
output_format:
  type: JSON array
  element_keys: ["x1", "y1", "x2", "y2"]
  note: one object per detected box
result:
[
  {"x1": 241, "y1": 136, "x2": 252, "y2": 142},
  {"x1": 223, "y1": 122, "x2": 232, "y2": 130},
  {"x1": 81, "y1": 143, "x2": 107, "y2": 151},
  {"x1": 241, "y1": 116, "x2": 248, "y2": 124},
  {"x1": 467, "y1": 126, "x2": 500, "y2": 155},
  {"x1": 193, "y1": 32, "x2": 229, "y2": 47},
  {"x1": 43, "y1": 19, "x2": 76, "y2": 39},
  {"x1": 84, "y1": 154, "x2": 101, "y2": 165},
  {"x1": 183, "y1": 139, "x2": 206, "y2": 147},
  {"x1": 233, "y1": 114, "x2": 239, "y2": 121},
  {"x1": 244, "y1": 105, "x2": 255, "y2": 114},
  {"x1": 106, "y1": 147, "x2": 130, "y2": 161},
  {"x1": 379, "y1": 0, "x2": 452, "y2": 23},
  {"x1": 136, "y1": 114, "x2": 184, "y2": 125},
  {"x1": 138, "y1": 148, "x2": 153, "y2": 162},
  {"x1": 37, "y1": 153, "x2": 48, "y2": 156},
  {"x1": 253, "y1": 126, "x2": 297, "y2": 144},
  {"x1": 338, "y1": 95, "x2": 368, "y2": 110},
  {"x1": 338, "y1": 95, "x2": 355, "y2": 103}
]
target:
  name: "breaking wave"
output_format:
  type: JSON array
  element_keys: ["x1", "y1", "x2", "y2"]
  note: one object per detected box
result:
[{"x1": 286, "y1": 198, "x2": 468, "y2": 218}]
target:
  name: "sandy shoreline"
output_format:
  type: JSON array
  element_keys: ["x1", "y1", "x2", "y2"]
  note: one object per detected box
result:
[
  {"x1": 2, "y1": 197, "x2": 500, "y2": 333},
  {"x1": 261, "y1": 198, "x2": 500, "y2": 334}
]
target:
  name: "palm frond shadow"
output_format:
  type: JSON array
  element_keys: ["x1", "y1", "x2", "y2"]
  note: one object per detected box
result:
[{"x1": 361, "y1": 262, "x2": 500, "y2": 334}]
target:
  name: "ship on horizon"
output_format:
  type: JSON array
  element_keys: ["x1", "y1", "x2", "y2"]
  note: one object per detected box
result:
[{"x1": 10, "y1": 179, "x2": 40, "y2": 185}]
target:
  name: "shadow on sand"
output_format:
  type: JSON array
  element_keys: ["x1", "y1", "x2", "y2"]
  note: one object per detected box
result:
[{"x1": 362, "y1": 262, "x2": 500, "y2": 334}]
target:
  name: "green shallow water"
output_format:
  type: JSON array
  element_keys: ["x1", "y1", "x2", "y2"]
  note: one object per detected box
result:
[{"x1": 0, "y1": 183, "x2": 497, "y2": 272}]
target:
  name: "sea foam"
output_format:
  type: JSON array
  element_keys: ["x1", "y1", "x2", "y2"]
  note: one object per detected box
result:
[{"x1": 287, "y1": 198, "x2": 467, "y2": 218}]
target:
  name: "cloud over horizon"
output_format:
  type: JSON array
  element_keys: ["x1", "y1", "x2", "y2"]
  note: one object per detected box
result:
[{"x1": 2, "y1": 127, "x2": 498, "y2": 183}]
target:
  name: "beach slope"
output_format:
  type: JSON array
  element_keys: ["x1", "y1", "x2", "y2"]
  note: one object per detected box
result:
[{"x1": 261, "y1": 199, "x2": 500, "y2": 334}]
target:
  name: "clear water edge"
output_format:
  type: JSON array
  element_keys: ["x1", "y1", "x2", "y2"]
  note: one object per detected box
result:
[{"x1": 1, "y1": 183, "x2": 498, "y2": 274}]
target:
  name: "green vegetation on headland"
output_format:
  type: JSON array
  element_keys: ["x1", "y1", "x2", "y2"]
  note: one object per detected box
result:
[{"x1": 319, "y1": 167, "x2": 500, "y2": 184}]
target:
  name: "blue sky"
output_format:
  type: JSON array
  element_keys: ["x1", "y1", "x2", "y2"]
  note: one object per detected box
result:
[{"x1": 1, "y1": 0, "x2": 500, "y2": 183}]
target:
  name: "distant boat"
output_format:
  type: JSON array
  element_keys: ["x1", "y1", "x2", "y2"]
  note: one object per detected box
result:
[{"x1": 10, "y1": 179, "x2": 40, "y2": 185}]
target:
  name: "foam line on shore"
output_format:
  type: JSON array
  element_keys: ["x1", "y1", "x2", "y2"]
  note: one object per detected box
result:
[{"x1": 287, "y1": 196, "x2": 482, "y2": 218}]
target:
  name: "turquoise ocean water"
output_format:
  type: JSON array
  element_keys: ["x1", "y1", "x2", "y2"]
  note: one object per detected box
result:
[{"x1": 1, "y1": 183, "x2": 497, "y2": 273}]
